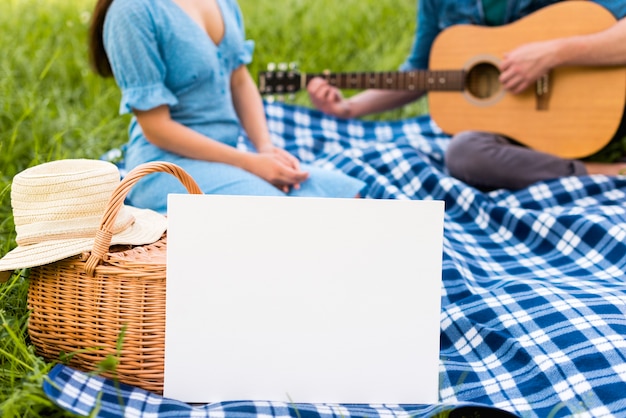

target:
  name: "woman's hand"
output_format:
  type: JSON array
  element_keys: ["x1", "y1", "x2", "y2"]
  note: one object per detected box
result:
[
  {"x1": 307, "y1": 77, "x2": 351, "y2": 118},
  {"x1": 248, "y1": 146, "x2": 309, "y2": 193},
  {"x1": 256, "y1": 144, "x2": 301, "y2": 171}
]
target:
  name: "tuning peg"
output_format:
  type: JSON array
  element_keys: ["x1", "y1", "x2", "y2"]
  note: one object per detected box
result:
[
  {"x1": 289, "y1": 62, "x2": 299, "y2": 71},
  {"x1": 267, "y1": 62, "x2": 276, "y2": 71},
  {"x1": 277, "y1": 62, "x2": 288, "y2": 71}
]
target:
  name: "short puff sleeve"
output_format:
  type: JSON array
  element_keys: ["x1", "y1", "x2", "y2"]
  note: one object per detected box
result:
[
  {"x1": 223, "y1": 0, "x2": 255, "y2": 68},
  {"x1": 236, "y1": 39, "x2": 255, "y2": 67},
  {"x1": 103, "y1": 0, "x2": 178, "y2": 115}
]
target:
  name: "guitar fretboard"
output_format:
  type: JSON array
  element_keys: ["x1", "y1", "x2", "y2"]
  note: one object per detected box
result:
[{"x1": 304, "y1": 70, "x2": 466, "y2": 91}]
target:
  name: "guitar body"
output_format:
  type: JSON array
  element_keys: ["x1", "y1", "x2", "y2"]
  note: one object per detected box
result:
[{"x1": 429, "y1": 1, "x2": 626, "y2": 158}]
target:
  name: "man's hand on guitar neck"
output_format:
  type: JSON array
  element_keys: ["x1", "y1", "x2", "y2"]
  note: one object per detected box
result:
[
  {"x1": 307, "y1": 77, "x2": 424, "y2": 119},
  {"x1": 307, "y1": 77, "x2": 351, "y2": 118}
]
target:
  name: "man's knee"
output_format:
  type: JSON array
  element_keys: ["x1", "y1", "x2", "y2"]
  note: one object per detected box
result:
[{"x1": 445, "y1": 131, "x2": 490, "y2": 181}]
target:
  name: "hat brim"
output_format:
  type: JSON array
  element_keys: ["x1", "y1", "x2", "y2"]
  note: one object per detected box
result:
[{"x1": 0, "y1": 206, "x2": 167, "y2": 272}]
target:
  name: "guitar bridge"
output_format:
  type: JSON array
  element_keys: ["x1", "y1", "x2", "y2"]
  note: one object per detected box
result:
[{"x1": 535, "y1": 72, "x2": 552, "y2": 111}]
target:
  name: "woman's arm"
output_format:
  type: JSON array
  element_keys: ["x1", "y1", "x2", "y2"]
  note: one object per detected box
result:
[
  {"x1": 230, "y1": 65, "x2": 308, "y2": 190},
  {"x1": 135, "y1": 81, "x2": 308, "y2": 191},
  {"x1": 229, "y1": 65, "x2": 275, "y2": 153},
  {"x1": 135, "y1": 105, "x2": 254, "y2": 168}
]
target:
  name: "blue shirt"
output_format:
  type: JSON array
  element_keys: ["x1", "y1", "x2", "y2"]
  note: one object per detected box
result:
[
  {"x1": 104, "y1": 0, "x2": 254, "y2": 149},
  {"x1": 401, "y1": 0, "x2": 626, "y2": 71}
]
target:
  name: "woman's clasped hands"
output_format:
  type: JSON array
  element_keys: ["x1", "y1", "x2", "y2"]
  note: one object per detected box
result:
[{"x1": 251, "y1": 144, "x2": 309, "y2": 193}]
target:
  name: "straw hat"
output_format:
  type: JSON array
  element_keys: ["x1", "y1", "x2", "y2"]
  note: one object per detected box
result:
[{"x1": 0, "y1": 159, "x2": 167, "y2": 276}]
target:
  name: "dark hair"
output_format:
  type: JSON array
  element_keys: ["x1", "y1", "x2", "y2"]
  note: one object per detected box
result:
[{"x1": 88, "y1": 0, "x2": 115, "y2": 77}]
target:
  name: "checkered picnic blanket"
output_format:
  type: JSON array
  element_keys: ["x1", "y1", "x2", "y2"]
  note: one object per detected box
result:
[{"x1": 46, "y1": 101, "x2": 626, "y2": 417}]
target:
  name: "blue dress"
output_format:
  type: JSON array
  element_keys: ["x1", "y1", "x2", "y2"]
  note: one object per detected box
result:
[{"x1": 103, "y1": 0, "x2": 365, "y2": 213}]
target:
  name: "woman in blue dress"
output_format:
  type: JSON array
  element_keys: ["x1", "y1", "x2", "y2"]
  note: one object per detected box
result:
[{"x1": 88, "y1": 0, "x2": 365, "y2": 214}]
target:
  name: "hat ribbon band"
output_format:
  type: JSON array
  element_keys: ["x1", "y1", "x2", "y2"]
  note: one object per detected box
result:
[{"x1": 15, "y1": 215, "x2": 135, "y2": 246}]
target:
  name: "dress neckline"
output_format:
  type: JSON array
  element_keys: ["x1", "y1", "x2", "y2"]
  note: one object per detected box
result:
[{"x1": 167, "y1": 0, "x2": 226, "y2": 47}]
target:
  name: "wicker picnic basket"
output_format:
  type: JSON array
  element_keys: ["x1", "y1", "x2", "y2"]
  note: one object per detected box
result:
[{"x1": 27, "y1": 161, "x2": 202, "y2": 394}]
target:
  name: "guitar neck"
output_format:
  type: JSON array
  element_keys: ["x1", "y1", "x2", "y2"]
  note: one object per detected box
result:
[{"x1": 303, "y1": 70, "x2": 466, "y2": 92}]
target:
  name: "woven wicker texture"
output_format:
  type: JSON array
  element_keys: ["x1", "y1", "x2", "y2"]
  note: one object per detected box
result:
[{"x1": 27, "y1": 162, "x2": 202, "y2": 394}]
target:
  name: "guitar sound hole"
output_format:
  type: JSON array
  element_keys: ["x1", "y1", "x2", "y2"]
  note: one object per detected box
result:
[{"x1": 466, "y1": 63, "x2": 501, "y2": 99}]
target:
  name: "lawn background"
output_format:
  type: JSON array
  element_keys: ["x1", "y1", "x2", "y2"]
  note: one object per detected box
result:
[{"x1": 0, "y1": 0, "x2": 423, "y2": 416}]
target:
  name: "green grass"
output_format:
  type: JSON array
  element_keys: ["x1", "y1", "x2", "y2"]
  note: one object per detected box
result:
[{"x1": 0, "y1": 0, "x2": 424, "y2": 416}]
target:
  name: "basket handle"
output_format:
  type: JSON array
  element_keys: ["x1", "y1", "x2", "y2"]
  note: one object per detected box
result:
[{"x1": 84, "y1": 161, "x2": 203, "y2": 276}]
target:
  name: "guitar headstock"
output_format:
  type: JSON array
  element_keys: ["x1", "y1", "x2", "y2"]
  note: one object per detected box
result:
[{"x1": 258, "y1": 62, "x2": 303, "y2": 96}]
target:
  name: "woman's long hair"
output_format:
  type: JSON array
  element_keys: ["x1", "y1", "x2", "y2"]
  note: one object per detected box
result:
[{"x1": 88, "y1": 0, "x2": 115, "y2": 77}]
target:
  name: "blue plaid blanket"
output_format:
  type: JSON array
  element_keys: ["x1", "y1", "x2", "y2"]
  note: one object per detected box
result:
[{"x1": 46, "y1": 101, "x2": 626, "y2": 417}]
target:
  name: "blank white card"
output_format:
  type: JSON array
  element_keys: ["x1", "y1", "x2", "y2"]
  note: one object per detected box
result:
[{"x1": 165, "y1": 194, "x2": 444, "y2": 405}]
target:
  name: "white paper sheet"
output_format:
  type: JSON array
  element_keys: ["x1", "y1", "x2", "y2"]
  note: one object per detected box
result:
[{"x1": 165, "y1": 194, "x2": 444, "y2": 404}]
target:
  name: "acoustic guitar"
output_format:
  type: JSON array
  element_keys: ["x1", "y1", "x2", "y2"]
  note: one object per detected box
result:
[{"x1": 258, "y1": 1, "x2": 626, "y2": 159}]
